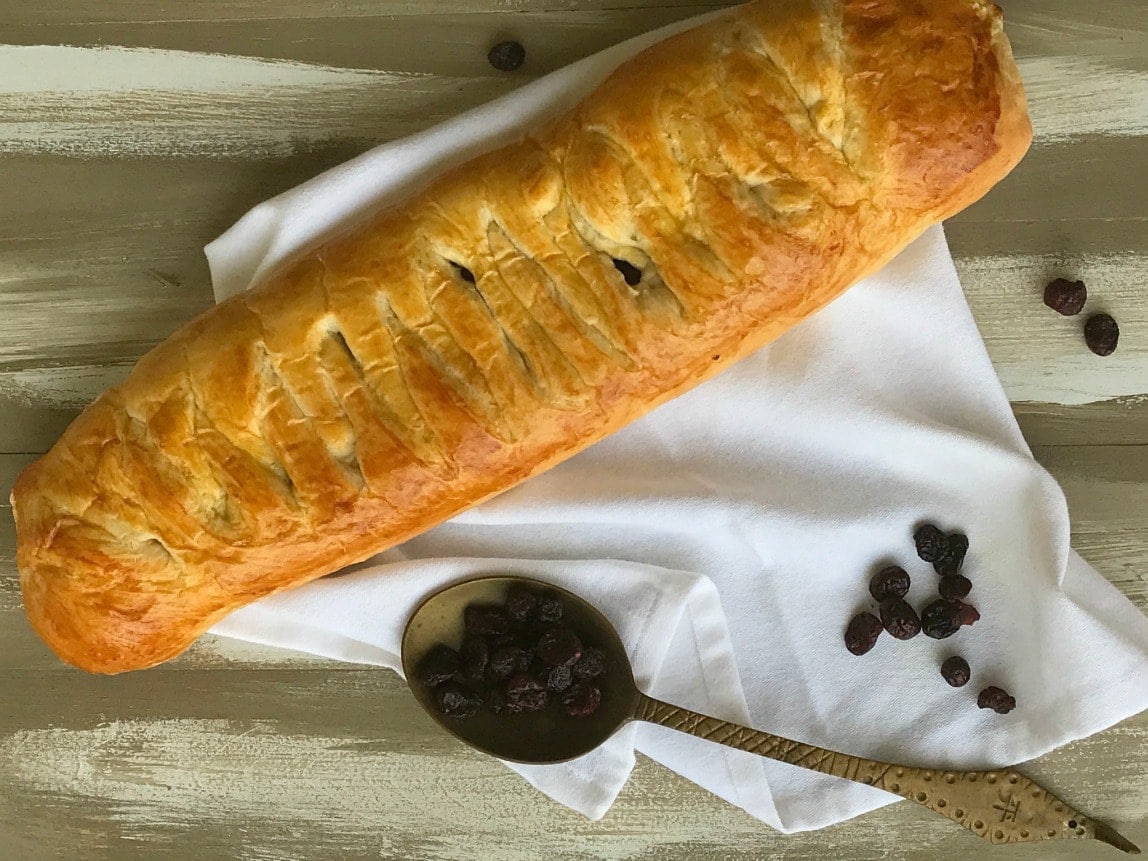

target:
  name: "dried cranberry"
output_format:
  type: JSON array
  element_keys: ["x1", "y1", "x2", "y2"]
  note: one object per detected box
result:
[
  {"x1": 948, "y1": 532, "x2": 969, "y2": 562},
  {"x1": 417, "y1": 645, "x2": 459, "y2": 688},
  {"x1": 920, "y1": 599, "x2": 962, "y2": 640},
  {"x1": 538, "y1": 627, "x2": 582, "y2": 667},
  {"x1": 869, "y1": 566, "x2": 910, "y2": 601},
  {"x1": 487, "y1": 40, "x2": 526, "y2": 72},
  {"x1": 525, "y1": 653, "x2": 549, "y2": 680},
  {"x1": 1043, "y1": 278, "x2": 1087, "y2": 316},
  {"x1": 484, "y1": 687, "x2": 509, "y2": 716},
  {"x1": 1085, "y1": 313, "x2": 1119, "y2": 356},
  {"x1": 844, "y1": 612, "x2": 883, "y2": 655},
  {"x1": 977, "y1": 685, "x2": 1016, "y2": 714},
  {"x1": 459, "y1": 636, "x2": 489, "y2": 682},
  {"x1": 547, "y1": 664, "x2": 574, "y2": 693},
  {"x1": 514, "y1": 628, "x2": 544, "y2": 656},
  {"x1": 492, "y1": 632, "x2": 518, "y2": 648},
  {"x1": 914, "y1": 524, "x2": 950, "y2": 563},
  {"x1": 950, "y1": 532, "x2": 968, "y2": 560},
  {"x1": 939, "y1": 574, "x2": 972, "y2": 600},
  {"x1": 954, "y1": 601, "x2": 980, "y2": 626},
  {"x1": 934, "y1": 556, "x2": 959, "y2": 576},
  {"x1": 933, "y1": 532, "x2": 968, "y2": 575},
  {"x1": 437, "y1": 684, "x2": 481, "y2": 718},
  {"x1": 505, "y1": 672, "x2": 548, "y2": 713},
  {"x1": 563, "y1": 683, "x2": 602, "y2": 718},
  {"x1": 537, "y1": 596, "x2": 564, "y2": 624},
  {"x1": 573, "y1": 646, "x2": 606, "y2": 679},
  {"x1": 941, "y1": 656, "x2": 971, "y2": 687},
  {"x1": 465, "y1": 604, "x2": 509, "y2": 636},
  {"x1": 505, "y1": 587, "x2": 538, "y2": 625},
  {"x1": 489, "y1": 646, "x2": 529, "y2": 680},
  {"x1": 879, "y1": 597, "x2": 921, "y2": 640}
]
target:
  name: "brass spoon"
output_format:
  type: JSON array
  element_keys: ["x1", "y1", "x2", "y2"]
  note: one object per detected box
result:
[{"x1": 401, "y1": 575, "x2": 1139, "y2": 853}]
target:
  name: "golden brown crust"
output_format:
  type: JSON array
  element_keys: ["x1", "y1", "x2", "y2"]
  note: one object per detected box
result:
[{"x1": 12, "y1": 0, "x2": 1031, "y2": 673}]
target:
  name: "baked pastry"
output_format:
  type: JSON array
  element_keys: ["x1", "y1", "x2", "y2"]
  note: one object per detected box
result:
[{"x1": 12, "y1": 0, "x2": 1031, "y2": 673}]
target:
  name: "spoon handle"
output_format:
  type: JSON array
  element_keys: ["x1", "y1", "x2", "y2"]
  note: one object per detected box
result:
[{"x1": 633, "y1": 693, "x2": 1138, "y2": 853}]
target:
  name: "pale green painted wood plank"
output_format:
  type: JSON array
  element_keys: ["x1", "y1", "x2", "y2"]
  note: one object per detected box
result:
[
  {"x1": 0, "y1": 0, "x2": 731, "y2": 28},
  {"x1": 1013, "y1": 398, "x2": 1148, "y2": 447},
  {"x1": 0, "y1": 9, "x2": 730, "y2": 78},
  {"x1": 0, "y1": 664, "x2": 1143, "y2": 861}
]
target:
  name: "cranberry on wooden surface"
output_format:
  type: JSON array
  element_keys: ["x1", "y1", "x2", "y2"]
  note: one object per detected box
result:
[
  {"x1": 1043, "y1": 278, "x2": 1087, "y2": 316},
  {"x1": 1085, "y1": 313, "x2": 1120, "y2": 356}
]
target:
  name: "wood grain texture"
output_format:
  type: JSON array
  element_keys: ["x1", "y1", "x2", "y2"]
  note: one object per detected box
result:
[
  {"x1": 954, "y1": 248, "x2": 1147, "y2": 404},
  {"x1": 1, "y1": 46, "x2": 1143, "y2": 159},
  {"x1": 0, "y1": 667, "x2": 1144, "y2": 861},
  {"x1": 1014, "y1": 398, "x2": 1148, "y2": 446},
  {"x1": 1, "y1": 0, "x2": 1146, "y2": 857}
]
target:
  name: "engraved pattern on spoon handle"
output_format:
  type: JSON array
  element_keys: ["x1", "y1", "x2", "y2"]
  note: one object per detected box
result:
[{"x1": 633, "y1": 694, "x2": 1124, "y2": 849}]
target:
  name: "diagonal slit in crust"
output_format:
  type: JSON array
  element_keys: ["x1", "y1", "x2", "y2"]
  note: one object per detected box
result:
[
  {"x1": 322, "y1": 324, "x2": 451, "y2": 474},
  {"x1": 482, "y1": 222, "x2": 601, "y2": 388},
  {"x1": 180, "y1": 343, "x2": 302, "y2": 515},
  {"x1": 818, "y1": 0, "x2": 849, "y2": 157},
  {"x1": 825, "y1": 0, "x2": 869, "y2": 177},
  {"x1": 116, "y1": 399, "x2": 239, "y2": 539},
  {"x1": 438, "y1": 257, "x2": 541, "y2": 394},
  {"x1": 384, "y1": 245, "x2": 516, "y2": 441},
  {"x1": 253, "y1": 344, "x2": 365, "y2": 497},
  {"x1": 88, "y1": 451, "x2": 187, "y2": 572},
  {"x1": 121, "y1": 414, "x2": 244, "y2": 545},
  {"x1": 440, "y1": 246, "x2": 589, "y2": 408},
  {"x1": 585, "y1": 127, "x2": 740, "y2": 307},
  {"x1": 376, "y1": 295, "x2": 514, "y2": 443},
  {"x1": 487, "y1": 218, "x2": 634, "y2": 372},
  {"x1": 416, "y1": 251, "x2": 538, "y2": 437},
  {"x1": 316, "y1": 258, "x2": 450, "y2": 473},
  {"x1": 52, "y1": 441, "x2": 196, "y2": 586},
  {"x1": 564, "y1": 202, "x2": 685, "y2": 322},
  {"x1": 318, "y1": 324, "x2": 447, "y2": 498},
  {"x1": 186, "y1": 403, "x2": 299, "y2": 514},
  {"x1": 141, "y1": 537, "x2": 177, "y2": 563}
]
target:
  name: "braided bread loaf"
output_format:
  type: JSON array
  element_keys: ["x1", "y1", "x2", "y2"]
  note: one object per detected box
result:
[{"x1": 13, "y1": 0, "x2": 1030, "y2": 673}]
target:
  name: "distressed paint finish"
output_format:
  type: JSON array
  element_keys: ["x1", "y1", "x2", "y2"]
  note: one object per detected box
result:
[
  {"x1": 954, "y1": 253, "x2": 1148, "y2": 404},
  {"x1": 1, "y1": 47, "x2": 1145, "y2": 159},
  {"x1": 0, "y1": 667, "x2": 1146, "y2": 861},
  {"x1": 0, "y1": 0, "x2": 1146, "y2": 858}
]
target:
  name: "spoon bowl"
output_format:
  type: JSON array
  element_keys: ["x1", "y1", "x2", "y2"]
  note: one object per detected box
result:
[
  {"x1": 402, "y1": 575, "x2": 1139, "y2": 854},
  {"x1": 401, "y1": 575, "x2": 637, "y2": 763}
]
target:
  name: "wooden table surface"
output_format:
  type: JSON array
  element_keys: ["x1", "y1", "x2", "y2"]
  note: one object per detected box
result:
[{"x1": 2, "y1": 1, "x2": 1146, "y2": 858}]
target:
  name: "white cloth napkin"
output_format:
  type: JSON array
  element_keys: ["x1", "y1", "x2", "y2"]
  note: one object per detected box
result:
[{"x1": 205, "y1": 14, "x2": 1148, "y2": 833}]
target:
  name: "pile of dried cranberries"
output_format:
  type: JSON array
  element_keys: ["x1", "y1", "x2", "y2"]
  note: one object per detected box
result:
[
  {"x1": 844, "y1": 524, "x2": 1016, "y2": 715},
  {"x1": 417, "y1": 586, "x2": 606, "y2": 721}
]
